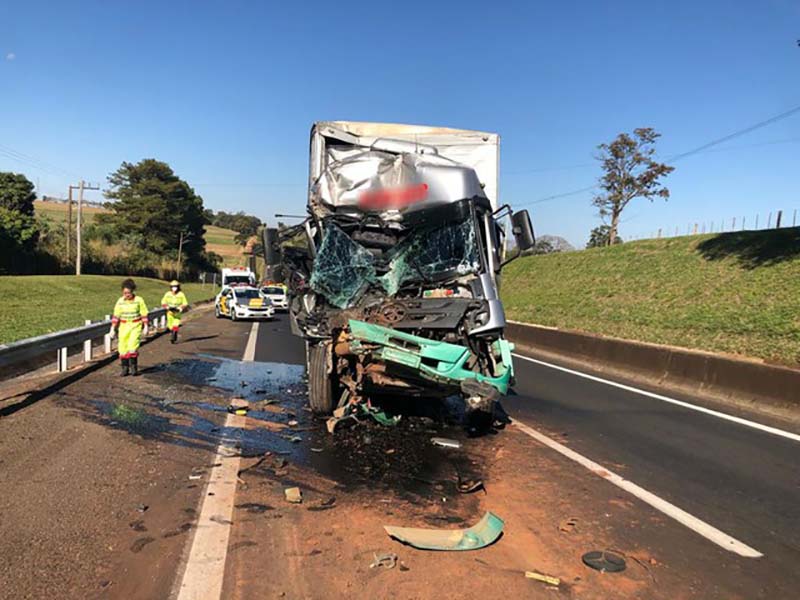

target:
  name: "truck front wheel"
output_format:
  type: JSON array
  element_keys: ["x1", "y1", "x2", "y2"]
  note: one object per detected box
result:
[{"x1": 307, "y1": 342, "x2": 336, "y2": 415}]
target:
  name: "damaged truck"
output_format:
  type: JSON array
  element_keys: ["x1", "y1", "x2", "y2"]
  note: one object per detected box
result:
[{"x1": 263, "y1": 121, "x2": 535, "y2": 427}]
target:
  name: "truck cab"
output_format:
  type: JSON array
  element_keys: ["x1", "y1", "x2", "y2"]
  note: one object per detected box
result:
[{"x1": 264, "y1": 121, "x2": 535, "y2": 427}]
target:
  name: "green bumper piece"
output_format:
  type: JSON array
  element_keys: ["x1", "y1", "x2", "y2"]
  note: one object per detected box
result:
[{"x1": 348, "y1": 319, "x2": 514, "y2": 395}]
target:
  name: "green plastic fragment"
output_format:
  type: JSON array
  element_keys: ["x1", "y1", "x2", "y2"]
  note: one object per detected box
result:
[{"x1": 384, "y1": 511, "x2": 505, "y2": 551}]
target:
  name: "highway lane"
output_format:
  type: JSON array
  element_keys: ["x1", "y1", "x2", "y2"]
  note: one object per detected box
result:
[
  {"x1": 256, "y1": 314, "x2": 799, "y2": 593},
  {"x1": 506, "y1": 351, "x2": 800, "y2": 584}
]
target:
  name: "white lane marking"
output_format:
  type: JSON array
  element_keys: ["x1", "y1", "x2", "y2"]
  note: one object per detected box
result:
[
  {"x1": 243, "y1": 321, "x2": 259, "y2": 362},
  {"x1": 176, "y1": 321, "x2": 260, "y2": 600},
  {"x1": 512, "y1": 418, "x2": 763, "y2": 557},
  {"x1": 512, "y1": 352, "x2": 800, "y2": 444}
]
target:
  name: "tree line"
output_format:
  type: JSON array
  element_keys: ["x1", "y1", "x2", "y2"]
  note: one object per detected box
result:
[{"x1": 0, "y1": 159, "x2": 262, "y2": 277}]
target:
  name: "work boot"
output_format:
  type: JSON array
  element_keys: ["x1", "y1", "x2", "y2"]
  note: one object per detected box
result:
[
  {"x1": 171, "y1": 330, "x2": 178, "y2": 344},
  {"x1": 120, "y1": 358, "x2": 130, "y2": 377},
  {"x1": 130, "y1": 356, "x2": 139, "y2": 376}
]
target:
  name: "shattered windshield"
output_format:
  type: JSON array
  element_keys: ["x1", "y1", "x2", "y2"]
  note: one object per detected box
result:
[
  {"x1": 379, "y1": 219, "x2": 480, "y2": 295},
  {"x1": 310, "y1": 218, "x2": 480, "y2": 308},
  {"x1": 309, "y1": 225, "x2": 377, "y2": 308}
]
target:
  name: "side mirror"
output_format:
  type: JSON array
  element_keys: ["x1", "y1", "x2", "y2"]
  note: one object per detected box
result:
[{"x1": 511, "y1": 210, "x2": 535, "y2": 251}]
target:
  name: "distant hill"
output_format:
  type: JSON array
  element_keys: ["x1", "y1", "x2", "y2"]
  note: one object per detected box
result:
[{"x1": 502, "y1": 228, "x2": 800, "y2": 366}]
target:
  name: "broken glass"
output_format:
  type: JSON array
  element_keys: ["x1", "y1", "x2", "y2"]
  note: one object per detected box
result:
[
  {"x1": 379, "y1": 219, "x2": 480, "y2": 295},
  {"x1": 309, "y1": 224, "x2": 377, "y2": 308},
  {"x1": 311, "y1": 218, "x2": 481, "y2": 307}
]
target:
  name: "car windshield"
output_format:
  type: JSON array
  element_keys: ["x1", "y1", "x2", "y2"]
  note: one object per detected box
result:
[
  {"x1": 310, "y1": 218, "x2": 481, "y2": 308},
  {"x1": 225, "y1": 275, "x2": 252, "y2": 285},
  {"x1": 262, "y1": 287, "x2": 285, "y2": 295},
  {"x1": 235, "y1": 289, "x2": 262, "y2": 299}
]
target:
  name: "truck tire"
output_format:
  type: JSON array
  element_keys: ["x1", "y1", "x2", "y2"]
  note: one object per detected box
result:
[
  {"x1": 215, "y1": 304, "x2": 222, "y2": 318},
  {"x1": 307, "y1": 342, "x2": 335, "y2": 415}
]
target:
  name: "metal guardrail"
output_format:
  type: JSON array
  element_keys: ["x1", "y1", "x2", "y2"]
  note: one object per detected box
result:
[{"x1": 0, "y1": 308, "x2": 168, "y2": 372}]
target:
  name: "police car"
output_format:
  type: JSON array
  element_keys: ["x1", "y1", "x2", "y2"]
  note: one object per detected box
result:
[
  {"x1": 259, "y1": 284, "x2": 288, "y2": 311},
  {"x1": 215, "y1": 285, "x2": 275, "y2": 321}
]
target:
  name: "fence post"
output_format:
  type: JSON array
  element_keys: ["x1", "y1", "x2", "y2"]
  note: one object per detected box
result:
[
  {"x1": 104, "y1": 314, "x2": 112, "y2": 354},
  {"x1": 767, "y1": 212, "x2": 772, "y2": 228},
  {"x1": 776, "y1": 210, "x2": 782, "y2": 229},
  {"x1": 84, "y1": 319, "x2": 92, "y2": 362},
  {"x1": 755, "y1": 214, "x2": 759, "y2": 229},
  {"x1": 56, "y1": 347, "x2": 68, "y2": 372},
  {"x1": 732, "y1": 217, "x2": 736, "y2": 230},
  {"x1": 794, "y1": 209, "x2": 797, "y2": 227},
  {"x1": 693, "y1": 223, "x2": 698, "y2": 235}
]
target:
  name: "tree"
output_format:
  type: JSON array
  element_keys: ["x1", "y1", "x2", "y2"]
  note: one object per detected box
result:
[
  {"x1": 0, "y1": 173, "x2": 39, "y2": 271},
  {"x1": 538, "y1": 235, "x2": 575, "y2": 253},
  {"x1": 99, "y1": 159, "x2": 210, "y2": 273},
  {"x1": 0, "y1": 172, "x2": 36, "y2": 215},
  {"x1": 587, "y1": 224, "x2": 623, "y2": 248},
  {"x1": 212, "y1": 210, "x2": 262, "y2": 245},
  {"x1": 593, "y1": 128, "x2": 673, "y2": 245}
]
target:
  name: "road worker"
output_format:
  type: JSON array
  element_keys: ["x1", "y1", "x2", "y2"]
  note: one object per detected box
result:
[
  {"x1": 161, "y1": 280, "x2": 189, "y2": 343},
  {"x1": 109, "y1": 278, "x2": 149, "y2": 376}
]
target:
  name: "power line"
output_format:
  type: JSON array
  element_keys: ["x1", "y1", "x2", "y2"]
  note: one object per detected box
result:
[
  {"x1": 666, "y1": 104, "x2": 800, "y2": 163},
  {"x1": 0, "y1": 143, "x2": 81, "y2": 179},
  {"x1": 513, "y1": 103, "x2": 800, "y2": 208}
]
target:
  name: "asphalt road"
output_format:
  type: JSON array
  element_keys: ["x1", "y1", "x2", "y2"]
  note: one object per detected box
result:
[
  {"x1": 256, "y1": 313, "x2": 800, "y2": 598},
  {"x1": 2, "y1": 309, "x2": 798, "y2": 599}
]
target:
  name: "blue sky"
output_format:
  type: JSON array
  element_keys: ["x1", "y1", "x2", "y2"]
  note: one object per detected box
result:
[{"x1": 1, "y1": 0, "x2": 798, "y2": 246}]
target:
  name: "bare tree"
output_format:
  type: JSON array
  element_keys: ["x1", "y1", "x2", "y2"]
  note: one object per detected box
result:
[{"x1": 593, "y1": 128, "x2": 674, "y2": 245}]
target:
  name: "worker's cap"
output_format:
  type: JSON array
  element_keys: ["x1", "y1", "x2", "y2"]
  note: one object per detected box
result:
[{"x1": 170, "y1": 280, "x2": 180, "y2": 286}]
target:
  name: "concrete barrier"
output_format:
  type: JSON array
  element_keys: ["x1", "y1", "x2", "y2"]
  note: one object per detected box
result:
[{"x1": 506, "y1": 321, "x2": 799, "y2": 411}]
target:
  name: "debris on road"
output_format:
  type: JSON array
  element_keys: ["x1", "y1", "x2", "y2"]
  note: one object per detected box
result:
[
  {"x1": 135, "y1": 503, "x2": 149, "y2": 513},
  {"x1": 307, "y1": 496, "x2": 337, "y2": 512},
  {"x1": 456, "y1": 477, "x2": 484, "y2": 494},
  {"x1": 384, "y1": 511, "x2": 504, "y2": 551},
  {"x1": 284, "y1": 487, "x2": 303, "y2": 503},
  {"x1": 559, "y1": 517, "x2": 578, "y2": 533},
  {"x1": 288, "y1": 419, "x2": 299, "y2": 427},
  {"x1": 188, "y1": 474, "x2": 203, "y2": 480},
  {"x1": 370, "y1": 552, "x2": 398, "y2": 569},
  {"x1": 431, "y1": 437, "x2": 461, "y2": 449},
  {"x1": 227, "y1": 405, "x2": 249, "y2": 416},
  {"x1": 582, "y1": 550, "x2": 627, "y2": 573},
  {"x1": 525, "y1": 571, "x2": 561, "y2": 587}
]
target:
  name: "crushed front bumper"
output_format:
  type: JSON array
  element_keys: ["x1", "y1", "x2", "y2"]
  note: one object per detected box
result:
[{"x1": 348, "y1": 319, "x2": 514, "y2": 395}]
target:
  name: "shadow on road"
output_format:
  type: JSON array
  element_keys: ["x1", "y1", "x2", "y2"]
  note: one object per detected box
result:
[
  {"x1": 696, "y1": 227, "x2": 800, "y2": 269},
  {"x1": 0, "y1": 355, "x2": 116, "y2": 418}
]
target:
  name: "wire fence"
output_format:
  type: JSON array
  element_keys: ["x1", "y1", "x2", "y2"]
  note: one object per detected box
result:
[{"x1": 628, "y1": 207, "x2": 799, "y2": 241}]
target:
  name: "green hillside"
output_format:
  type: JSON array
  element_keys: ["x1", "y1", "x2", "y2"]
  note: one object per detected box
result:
[
  {"x1": 502, "y1": 228, "x2": 800, "y2": 366},
  {"x1": 0, "y1": 275, "x2": 217, "y2": 344}
]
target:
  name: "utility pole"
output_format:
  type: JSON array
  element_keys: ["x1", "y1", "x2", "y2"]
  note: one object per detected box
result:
[
  {"x1": 66, "y1": 185, "x2": 73, "y2": 261},
  {"x1": 177, "y1": 230, "x2": 184, "y2": 278},
  {"x1": 75, "y1": 180, "x2": 100, "y2": 276}
]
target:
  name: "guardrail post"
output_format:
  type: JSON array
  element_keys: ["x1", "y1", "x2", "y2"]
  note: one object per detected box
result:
[
  {"x1": 57, "y1": 347, "x2": 68, "y2": 372},
  {"x1": 104, "y1": 314, "x2": 112, "y2": 354},
  {"x1": 84, "y1": 319, "x2": 93, "y2": 362},
  {"x1": 161, "y1": 314, "x2": 167, "y2": 330}
]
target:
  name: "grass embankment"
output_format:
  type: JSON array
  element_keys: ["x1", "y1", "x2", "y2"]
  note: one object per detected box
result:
[
  {"x1": 0, "y1": 275, "x2": 218, "y2": 345},
  {"x1": 502, "y1": 228, "x2": 800, "y2": 366},
  {"x1": 34, "y1": 200, "x2": 246, "y2": 268}
]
